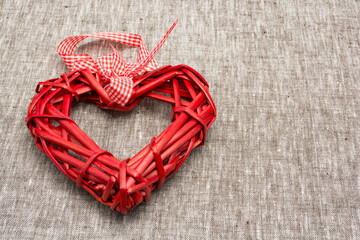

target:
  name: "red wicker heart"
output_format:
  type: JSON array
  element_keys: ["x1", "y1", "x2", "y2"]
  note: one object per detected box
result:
[{"x1": 26, "y1": 65, "x2": 216, "y2": 214}]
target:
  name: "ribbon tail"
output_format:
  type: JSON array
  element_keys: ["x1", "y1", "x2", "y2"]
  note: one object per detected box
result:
[{"x1": 130, "y1": 19, "x2": 178, "y2": 76}]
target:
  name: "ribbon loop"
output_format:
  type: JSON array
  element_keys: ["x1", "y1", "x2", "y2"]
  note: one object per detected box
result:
[{"x1": 57, "y1": 20, "x2": 178, "y2": 106}]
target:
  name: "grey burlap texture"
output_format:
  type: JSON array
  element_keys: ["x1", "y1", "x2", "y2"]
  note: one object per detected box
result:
[{"x1": 0, "y1": 0, "x2": 359, "y2": 239}]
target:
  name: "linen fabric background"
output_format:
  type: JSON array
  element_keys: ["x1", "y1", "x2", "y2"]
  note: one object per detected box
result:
[{"x1": 0, "y1": 0, "x2": 359, "y2": 239}]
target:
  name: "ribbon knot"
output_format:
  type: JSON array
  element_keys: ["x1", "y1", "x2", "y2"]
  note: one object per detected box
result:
[{"x1": 57, "y1": 20, "x2": 178, "y2": 106}]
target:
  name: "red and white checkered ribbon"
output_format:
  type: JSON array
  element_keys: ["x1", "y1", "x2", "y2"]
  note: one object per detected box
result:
[{"x1": 57, "y1": 20, "x2": 177, "y2": 106}]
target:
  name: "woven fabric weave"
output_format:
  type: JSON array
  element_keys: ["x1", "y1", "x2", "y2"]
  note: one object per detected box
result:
[{"x1": 1, "y1": 0, "x2": 359, "y2": 238}]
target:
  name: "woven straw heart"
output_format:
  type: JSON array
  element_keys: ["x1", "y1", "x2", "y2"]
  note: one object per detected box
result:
[{"x1": 26, "y1": 65, "x2": 216, "y2": 214}]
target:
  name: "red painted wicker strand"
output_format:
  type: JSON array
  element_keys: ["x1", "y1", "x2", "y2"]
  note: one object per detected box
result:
[{"x1": 26, "y1": 65, "x2": 216, "y2": 214}]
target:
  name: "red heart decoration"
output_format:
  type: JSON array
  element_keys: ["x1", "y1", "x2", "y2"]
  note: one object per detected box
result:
[{"x1": 26, "y1": 65, "x2": 216, "y2": 214}]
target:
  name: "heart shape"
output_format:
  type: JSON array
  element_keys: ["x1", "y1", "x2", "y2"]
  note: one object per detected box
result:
[{"x1": 26, "y1": 65, "x2": 216, "y2": 214}]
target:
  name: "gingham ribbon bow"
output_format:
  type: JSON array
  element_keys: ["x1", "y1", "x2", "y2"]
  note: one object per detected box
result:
[{"x1": 57, "y1": 20, "x2": 177, "y2": 106}]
